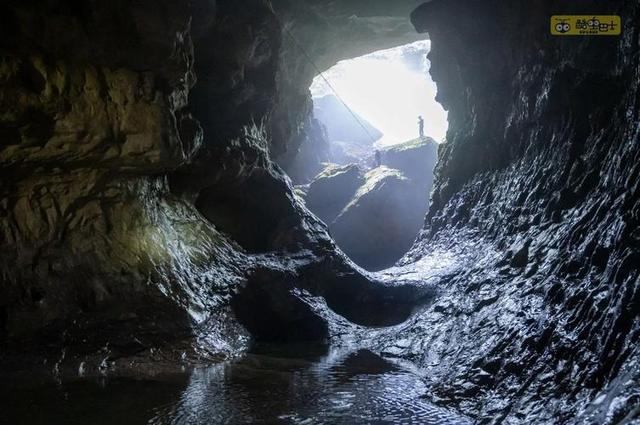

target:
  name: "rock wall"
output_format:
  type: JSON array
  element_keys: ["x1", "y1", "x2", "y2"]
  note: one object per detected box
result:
[
  {"x1": 388, "y1": 0, "x2": 640, "y2": 422},
  {"x1": 0, "y1": 0, "x2": 250, "y2": 373}
]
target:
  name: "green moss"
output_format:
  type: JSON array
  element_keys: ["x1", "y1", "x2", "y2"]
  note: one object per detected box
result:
[
  {"x1": 342, "y1": 166, "x2": 407, "y2": 211},
  {"x1": 315, "y1": 163, "x2": 360, "y2": 180},
  {"x1": 293, "y1": 185, "x2": 308, "y2": 199}
]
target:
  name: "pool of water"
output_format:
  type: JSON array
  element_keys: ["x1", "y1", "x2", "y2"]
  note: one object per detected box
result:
[{"x1": 2, "y1": 347, "x2": 471, "y2": 424}]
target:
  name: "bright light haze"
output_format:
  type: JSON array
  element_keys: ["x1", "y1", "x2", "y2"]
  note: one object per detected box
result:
[{"x1": 311, "y1": 40, "x2": 448, "y2": 147}]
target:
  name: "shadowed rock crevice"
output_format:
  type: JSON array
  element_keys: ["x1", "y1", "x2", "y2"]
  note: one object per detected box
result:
[
  {"x1": 231, "y1": 268, "x2": 330, "y2": 342},
  {"x1": 196, "y1": 168, "x2": 304, "y2": 254}
]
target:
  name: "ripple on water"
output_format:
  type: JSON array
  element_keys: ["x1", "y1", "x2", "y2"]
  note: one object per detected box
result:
[{"x1": 150, "y1": 348, "x2": 471, "y2": 425}]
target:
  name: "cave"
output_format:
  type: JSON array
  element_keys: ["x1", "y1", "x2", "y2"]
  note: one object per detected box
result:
[{"x1": 1, "y1": 0, "x2": 639, "y2": 424}]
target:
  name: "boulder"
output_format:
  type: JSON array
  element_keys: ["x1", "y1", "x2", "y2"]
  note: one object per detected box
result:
[
  {"x1": 381, "y1": 137, "x2": 439, "y2": 183},
  {"x1": 303, "y1": 137, "x2": 439, "y2": 271},
  {"x1": 331, "y1": 166, "x2": 427, "y2": 271}
]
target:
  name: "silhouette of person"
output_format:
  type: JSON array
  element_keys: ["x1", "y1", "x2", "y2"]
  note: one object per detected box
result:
[
  {"x1": 374, "y1": 149, "x2": 382, "y2": 168},
  {"x1": 418, "y1": 115, "x2": 425, "y2": 138}
]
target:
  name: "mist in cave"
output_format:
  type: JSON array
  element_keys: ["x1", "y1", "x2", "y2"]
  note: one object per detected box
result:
[
  {"x1": 311, "y1": 39, "x2": 448, "y2": 146},
  {"x1": 299, "y1": 40, "x2": 445, "y2": 271}
]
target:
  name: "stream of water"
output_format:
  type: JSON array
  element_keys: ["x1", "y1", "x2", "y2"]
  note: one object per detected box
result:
[{"x1": 3, "y1": 346, "x2": 471, "y2": 425}]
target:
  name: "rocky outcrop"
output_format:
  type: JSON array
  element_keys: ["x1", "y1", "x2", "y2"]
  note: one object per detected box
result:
[
  {"x1": 383, "y1": 137, "x2": 438, "y2": 182},
  {"x1": 303, "y1": 137, "x2": 438, "y2": 271},
  {"x1": 368, "y1": 0, "x2": 640, "y2": 423},
  {"x1": 309, "y1": 94, "x2": 383, "y2": 171},
  {"x1": 331, "y1": 166, "x2": 426, "y2": 271},
  {"x1": 305, "y1": 163, "x2": 364, "y2": 224}
]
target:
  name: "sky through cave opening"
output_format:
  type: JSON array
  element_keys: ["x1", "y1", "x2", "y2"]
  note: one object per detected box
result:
[
  {"x1": 302, "y1": 40, "x2": 447, "y2": 271},
  {"x1": 311, "y1": 39, "x2": 448, "y2": 148}
]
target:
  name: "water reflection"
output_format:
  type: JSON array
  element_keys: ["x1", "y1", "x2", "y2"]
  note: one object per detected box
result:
[
  {"x1": 3, "y1": 347, "x2": 470, "y2": 425},
  {"x1": 151, "y1": 347, "x2": 469, "y2": 424}
]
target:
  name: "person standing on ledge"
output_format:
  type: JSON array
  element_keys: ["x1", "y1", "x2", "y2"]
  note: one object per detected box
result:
[
  {"x1": 418, "y1": 115, "x2": 425, "y2": 139},
  {"x1": 374, "y1": 149, "x2": 382, "y2": 168}
]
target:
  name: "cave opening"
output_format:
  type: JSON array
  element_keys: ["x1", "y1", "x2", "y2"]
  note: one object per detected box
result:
[
  {"x1": 298, "y1": 40, "x2": 447, "y2": 271},
  {"x1": 311, "y1": 39, "x2": 448, "y2": 148}
]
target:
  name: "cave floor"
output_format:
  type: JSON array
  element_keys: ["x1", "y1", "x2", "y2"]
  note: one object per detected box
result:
[{"x1": 2, "y1": 344, "x2": 471, "y2": 425}]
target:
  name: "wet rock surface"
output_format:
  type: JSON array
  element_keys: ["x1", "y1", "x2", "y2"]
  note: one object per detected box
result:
[
  {"x1": 366, "y1": 0, "x2": 640, "y2": 422},
  {"x1": 305, "y1": 163, "x2": 365, "y2": 224},
  {"x1": 331, "y1": 166, "x2": 426, "y2": 271}
]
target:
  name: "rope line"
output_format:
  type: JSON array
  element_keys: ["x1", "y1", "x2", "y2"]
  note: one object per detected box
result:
[{"x1": 265, "y1": 2, "x2": 379, "y2": 145}]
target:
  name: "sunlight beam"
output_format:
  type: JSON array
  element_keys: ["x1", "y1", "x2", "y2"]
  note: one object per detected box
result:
[{"x1": 311, "y1": 40, "x2": 448, "y2": 146}]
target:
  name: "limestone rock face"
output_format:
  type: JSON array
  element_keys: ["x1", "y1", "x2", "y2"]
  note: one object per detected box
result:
[
  {"x1": 313, "y1": 95, "x2": 383, "y2": 146},
  {"x1": 0, "y1": 0, "x2": 206, "y2": 351},
  {"x1": 280, "y1": 116, "x2": 331, "y2": 184},
  {"x1": 308, "y1": 95, "x2": 385, "y2": 170},
  {"x1": 382, "y1": 137, "x2": 438, "y2": 183}
]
